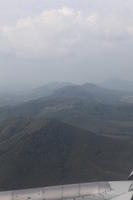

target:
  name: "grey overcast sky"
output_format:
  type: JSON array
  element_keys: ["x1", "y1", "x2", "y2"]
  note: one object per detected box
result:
[{"x1": 0, "y1": 0, "x2": 133, "y2": 90}]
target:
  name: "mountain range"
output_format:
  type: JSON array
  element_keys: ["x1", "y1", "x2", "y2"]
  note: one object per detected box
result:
[
  {"x1": 1, "y1": 79, "x2": 133, "y2": 107},
  {"x1": 1, "y1": 82, "x2": 133, "y2": 137},
  {"x1": 0, "y1": 81, "x2": 132, "y2": 190}
]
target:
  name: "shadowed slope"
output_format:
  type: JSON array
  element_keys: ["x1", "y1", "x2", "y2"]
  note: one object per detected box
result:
[{"x1": 0, "y1": 118, "x2": 132, "y2": 190}]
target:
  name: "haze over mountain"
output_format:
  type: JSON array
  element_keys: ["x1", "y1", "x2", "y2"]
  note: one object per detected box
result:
[
  {"x1": 1, "y1": 79, "x2": 133, "y2": 108},
  {"x1": 28, "y1": 82, "x2": 73, "y2": 100},
  {"x1": 1, "y1": 82, "x2": 133, "y2": 137},
  {"x1": 0, "y1": 81, "x2": 132, "y2": 190},
  {"x1": 52, "y1": 83, "x2": 126, "y2": 103},
  {"x1": 1, "y1": 0, "x2": 133, "y2": 193},
  {"x1": 101, "y1": 79, "x2": 133, "y2": 92},
  {"x1": 0, "y1": 82, "x2": 72, "y2": 107}
]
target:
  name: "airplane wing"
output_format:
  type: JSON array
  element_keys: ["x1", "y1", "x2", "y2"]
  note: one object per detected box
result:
[{"x1": 0, "y1": 181, "x2": 133, "y2": 200}]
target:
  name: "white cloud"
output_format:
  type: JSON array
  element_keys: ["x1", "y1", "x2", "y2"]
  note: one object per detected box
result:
[
  {"x1": 1, "y1": 5, "x2": 133, "y2": 58},
  {"x1": 1, "y1": 7, "x2": 93, "y2": 58},
  {"x1": 1, "y1": 1, "x2": 133, "y2": 88}
]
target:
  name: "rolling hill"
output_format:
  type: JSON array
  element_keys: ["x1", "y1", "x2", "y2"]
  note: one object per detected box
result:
[
  {"x1": 0, "y1": 118, "x2": 132, "y2": 191},
  {"x1": 0, "y1": 83, "x2": 132, "y2": 190},
  {"x1": 0, "y1": 82, "x2": 72, "y2": 107},
  {"x1": 52, "y1": 83, "x2": 127, "y2": 104},
  {"x1": 1, "y1": 84, "x2": 133, "y2": 137}
]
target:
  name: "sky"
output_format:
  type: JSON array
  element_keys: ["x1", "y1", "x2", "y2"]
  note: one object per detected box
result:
[{"x1": 0, "y1": 0, "x2": 133, "y2": 91}]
